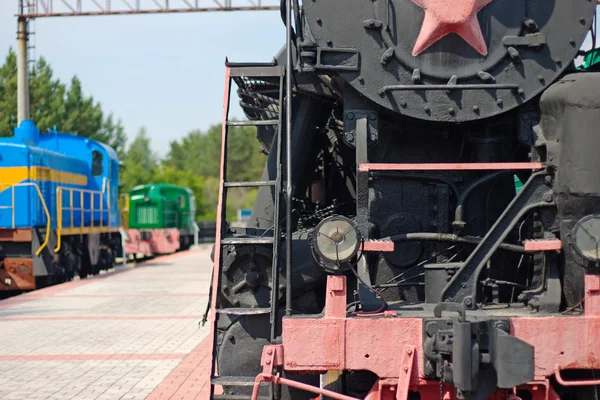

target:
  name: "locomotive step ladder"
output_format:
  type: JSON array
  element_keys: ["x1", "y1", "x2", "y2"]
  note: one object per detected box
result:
[{"x1": 208, "y1": 61, "x2": 286, "y2": 400}]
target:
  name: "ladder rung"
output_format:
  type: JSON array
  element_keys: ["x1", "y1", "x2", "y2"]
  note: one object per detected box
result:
[
  {"x1": 224, "y1": 180, "x2": 276, "y2": 188},
  {"x1": 228, "y1": 65, "x2": 283, "y2": 78},
  {"x1": 227, "y1": 120, "x2": 278, "y2": 127},
  {"x1": 216, "y1": 308, "x2": 271, "y2": 316},
  {"x1": 221, "y1": 237, "x2": 274, "y2": 245},
  {"x1": 212, "y1": 376, "x2": 257, "y2": 386}
]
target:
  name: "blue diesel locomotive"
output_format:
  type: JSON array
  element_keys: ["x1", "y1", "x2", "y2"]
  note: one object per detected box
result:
[{"x1": 0, "y1": 120, "x2": 121, "y2": 291}]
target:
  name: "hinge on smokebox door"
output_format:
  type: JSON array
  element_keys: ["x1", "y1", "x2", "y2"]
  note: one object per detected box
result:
[{"x1": 424, "y1": 303, "x2": 535, "y2": 400}]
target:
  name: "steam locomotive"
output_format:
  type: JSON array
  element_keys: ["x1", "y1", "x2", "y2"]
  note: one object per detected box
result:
[{"x1": 209, "y1": 1, "x2": 600, "y2": 399}]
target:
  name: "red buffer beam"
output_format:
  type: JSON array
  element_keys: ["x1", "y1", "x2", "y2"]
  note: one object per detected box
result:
[{"x1": 17, "y1": 0, "x2": 279, "y2": 18}]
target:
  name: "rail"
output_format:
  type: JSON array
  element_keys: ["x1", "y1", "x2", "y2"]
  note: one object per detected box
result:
[
  {"x1": 0, "y1": 182, "x2": 51, "y2": 256},
  {"x1": 55, "y1": 179, "x2": 111, "y2": 252}
]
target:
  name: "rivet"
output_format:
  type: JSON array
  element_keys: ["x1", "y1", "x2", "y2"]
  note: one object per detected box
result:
[
  {"x1": 326, "y1": 40, "x2": 333, "y2": 47},
  {"x1": 369, "y1": 112, "x2": 377, "y2": 121},
  {"x1": 346, "y1": 112, "x2": 354, "y2": 120},
  {"x1": 424, "y1": 105, "x2": 430, "y2": 113},
  {"x1": 580, "y1": 17, "x2": 586, "y2": 25},
  {"x1": 448, "y1": 107, "x2": 455, "y2": 115},
  {"x1": 407, "y1": 349, "x2": 413, "y2": 355},
  {"x1": 507, "y1": 47, "x2": 521, "y2": 63},
  {"x1": 569, "y1": 39, "x2": 576, "y2": 47},
  {"x1": 464, "y1": 297, "x2": 473, "y2": 307},
  {"x1": 518, "y1": 88, "x2": 525, "y2": 96},
  {"x1": 400, "y1": 100, "x2": 407, "y2": 107},
  {"x1": 267, "y1": 349, "x2": 273, "y2": 355},
  {"x1": 403, "y1": 366, "x2": 408, "y2": 372},
  {"x1": 472, "y1": 105, "x2": 479, "y2": 112},
  {"x1": 266, "y1": 360, "x2": 271, "y2": 365},
  {"x1": 496, "y1": 98, "x2": 503, "y2": 106}
]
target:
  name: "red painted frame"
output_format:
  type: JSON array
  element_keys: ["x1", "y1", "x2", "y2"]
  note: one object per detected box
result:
[
  {"x1": 245, "y1": 274, "x2": 600, "y2": 399},
  {"x1": 359, "y1": 162, "x2": 544, "y2": 172}
]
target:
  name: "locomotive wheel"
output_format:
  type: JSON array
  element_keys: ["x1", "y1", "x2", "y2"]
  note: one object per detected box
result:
[{"x1": 79, "y1": 246, "x2": 92, "y2": 279}]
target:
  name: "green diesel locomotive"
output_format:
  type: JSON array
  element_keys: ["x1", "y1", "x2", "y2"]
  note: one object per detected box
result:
[{"x1": 122, "y1": 183, "x2": 196, "y2": 257}]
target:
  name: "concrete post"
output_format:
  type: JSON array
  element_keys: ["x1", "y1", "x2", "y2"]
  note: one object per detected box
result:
[
  {"x1": 17, "y1": 17, "x2": 30, "y2": 123},
  {"x1": 191, "y1": 222, "x2": 200, "y2": 250}
]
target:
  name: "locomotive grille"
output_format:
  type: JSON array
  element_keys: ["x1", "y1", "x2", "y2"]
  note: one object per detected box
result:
[{"x1": 136, "y1": 204, "x2": 158, "y2": 225}]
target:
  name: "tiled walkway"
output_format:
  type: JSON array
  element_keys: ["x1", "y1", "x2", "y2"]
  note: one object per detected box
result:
[{"x1": 0, "y1": 248, "x2": 214, "y2": 400}]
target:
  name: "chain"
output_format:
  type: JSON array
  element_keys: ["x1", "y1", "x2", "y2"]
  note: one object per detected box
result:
[{"x1": 439, "y1": 361, "x2": 446, "y2": 400}]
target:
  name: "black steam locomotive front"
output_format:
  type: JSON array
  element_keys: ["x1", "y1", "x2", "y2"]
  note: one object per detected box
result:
[{"x1": 215, "y1": 0, "x2": 600, "y2": 398}]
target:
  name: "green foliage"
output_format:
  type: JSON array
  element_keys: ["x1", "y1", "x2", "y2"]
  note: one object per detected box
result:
[
  {"x1": 153, "y1": 166, "x2": 209, "y2": 220},
  {"x1": 0, "y1": 48, "x2": 127, "y2": 156},
  {"x1": 120, "y1": 127, "x2": 158, "y2": 193},
  {"x1": 163, "y1": 123, "x2": 266, "y2": 220}
]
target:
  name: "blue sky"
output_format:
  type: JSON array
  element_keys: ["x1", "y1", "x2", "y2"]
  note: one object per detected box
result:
[{"x1": 0, "y1": 2, "x2": 284, "y2": 155}]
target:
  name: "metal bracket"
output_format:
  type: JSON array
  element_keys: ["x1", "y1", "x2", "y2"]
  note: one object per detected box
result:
[
  {"x1": 396, "y1": 346, "x2": 415, "y2": 400},
  {"x1": 441, "y1": 170, "x2": 555, "y2": 308},
  {"x1": 343, "y1": 110, "x2": 379, "y2": 147},
  {"x1": 503, "y1": 33, "x2": 547, "y2": 48},
  {"x1": 252, "y1": 344, "x2": 359, "y2": 400},
  {"x1": 354, "y1": 113, "x2": 386, "y2": 312}
]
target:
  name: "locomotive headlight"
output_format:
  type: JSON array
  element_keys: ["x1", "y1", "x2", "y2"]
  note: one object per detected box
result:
[
  {"x1": 571, "y1": 214, "x2": 600, "y2": 262},
  {"x1": 310, "y1": 216, "x2": 361, "y2": 273}
]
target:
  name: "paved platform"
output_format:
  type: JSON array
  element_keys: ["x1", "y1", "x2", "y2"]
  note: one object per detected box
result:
[{"x1": 0, "y1": 247, "x2": 214, "y2": 400}]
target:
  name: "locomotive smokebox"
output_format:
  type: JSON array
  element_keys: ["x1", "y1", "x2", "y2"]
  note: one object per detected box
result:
[
  {"x1": 541, "y1": 73, "x2": 600, "y2": 304},
  {"x1": 302, "y1": 0, "x2": 594, "y2": 122}
]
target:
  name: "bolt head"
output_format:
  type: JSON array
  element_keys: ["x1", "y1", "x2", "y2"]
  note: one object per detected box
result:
[
  {"x1": 403, "y1": 366, "x2": 408, "y2": 372},
  {"x1": 266, "y1": 360, "x2": 271, "y2": 365},
  {"x1": 464, "y1": 297, "x2": 473, "y2": 307},
  {"x1": 407, "y1": 349, "x2": 412, "y2": 355},
  {"x1": 267, "y1": 349, "x2": 273, "y2": 355}
]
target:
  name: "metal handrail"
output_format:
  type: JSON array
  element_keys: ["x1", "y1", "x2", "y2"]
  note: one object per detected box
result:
[
  {"x1": 55, "y1": 180, "x2": 111, "y2": 252},
  {"x1": 0, "y1": 182, "x2": 51, "y2": 256}
]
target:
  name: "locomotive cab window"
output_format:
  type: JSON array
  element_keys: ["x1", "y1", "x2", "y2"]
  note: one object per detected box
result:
[{"x1": 92, "y1": 150, "x2": 103, "y2": 176}]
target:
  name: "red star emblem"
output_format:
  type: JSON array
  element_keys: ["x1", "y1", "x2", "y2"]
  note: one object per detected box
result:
[{"x1": 410, "y1": 0, "x2": 494, "y2": 56}]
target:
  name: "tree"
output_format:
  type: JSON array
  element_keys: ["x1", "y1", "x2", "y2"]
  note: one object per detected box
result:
[
  {"x1": 154, "y1": 166, "x2": 209, "y2": 219},
  {"x1": 164, "y1": 123, "x2": 267, "y2": 220},
  {"x1": 120, "y1": 127, "x2": 158, "y2": 193},
  {"x1": 0, "y1": 50, "x2": 18, "y2": 136},
  {"x1": 97, "y1": 113, "x2": 128, "y2": 159}
]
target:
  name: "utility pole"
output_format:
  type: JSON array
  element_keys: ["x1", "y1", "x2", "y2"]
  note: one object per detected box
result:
[{"x1": 17, "y1": 16, "x2": 30, "y2": 123}]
